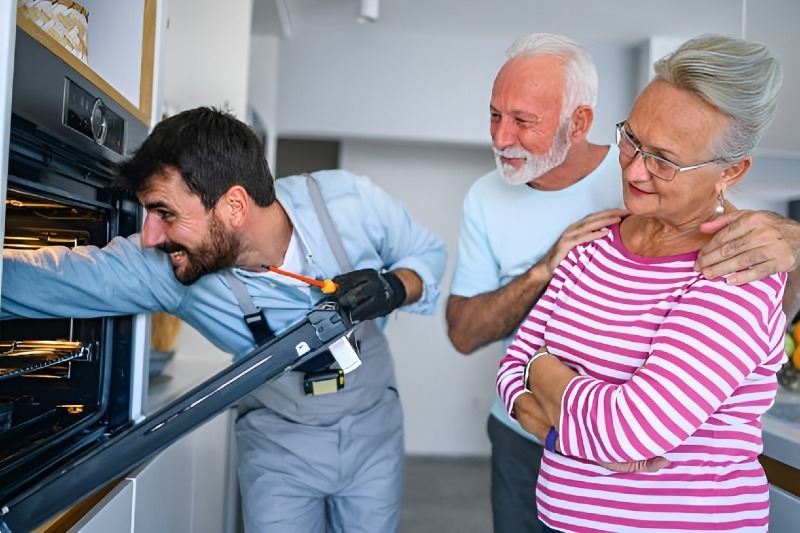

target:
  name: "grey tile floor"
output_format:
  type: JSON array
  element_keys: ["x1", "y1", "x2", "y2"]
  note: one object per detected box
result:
[{"x1": 400, "y1": 455, "x2": 492, "y2": 533}]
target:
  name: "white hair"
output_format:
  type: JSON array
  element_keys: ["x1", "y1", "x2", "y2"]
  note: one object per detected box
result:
[
  {"x1": 654, "y1": 35, "x2": 783, "y2": 162},
  {"x1": 506, "y1": 33, "x2": 599, "y2": 121}
]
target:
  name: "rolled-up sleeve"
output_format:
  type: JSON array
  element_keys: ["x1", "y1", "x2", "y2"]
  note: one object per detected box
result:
[{"x1": 2, "y1": 234, "x2": 185, "y2": 319}]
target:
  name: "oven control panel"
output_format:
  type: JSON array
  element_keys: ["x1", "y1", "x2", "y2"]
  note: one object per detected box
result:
[{"x1": 62, "y1": 78, "x2": 126, "y2": 155}]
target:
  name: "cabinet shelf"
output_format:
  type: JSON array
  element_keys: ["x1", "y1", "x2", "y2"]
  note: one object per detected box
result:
[{"x1": 16, "y1": 0, "x2": 156, "y2": 126}]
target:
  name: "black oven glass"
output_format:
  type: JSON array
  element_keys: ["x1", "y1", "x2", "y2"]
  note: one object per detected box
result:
[{"x1": 0, "y1": 113, "x2": 140, "y2": 506}]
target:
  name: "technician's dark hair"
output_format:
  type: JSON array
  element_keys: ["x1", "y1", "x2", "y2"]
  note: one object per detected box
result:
[{"x1": 116, "y1": 106, "x2": 275, "y2": 209}]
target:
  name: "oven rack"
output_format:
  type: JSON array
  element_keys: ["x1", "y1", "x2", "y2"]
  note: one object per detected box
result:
[{"x1": 0, "y1": 341, "x2": 90, "y2": 381}]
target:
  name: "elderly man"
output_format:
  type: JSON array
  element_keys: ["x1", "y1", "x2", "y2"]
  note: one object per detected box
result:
[{"x1": 446, "y1": 33, "x2": 800, "y2": 533}]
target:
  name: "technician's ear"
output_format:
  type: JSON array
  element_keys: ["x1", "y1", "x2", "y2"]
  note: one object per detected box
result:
[
  {"x1": 222, "y1": 186, "x2": 249, "y2": 227},
  {"x1": 568, "y1": 105, "x2": 594, "y2": 143}
]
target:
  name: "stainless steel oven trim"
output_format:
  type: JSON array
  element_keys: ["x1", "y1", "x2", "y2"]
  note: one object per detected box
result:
[{"x1": 0, "y1": 2, "x2": 16, "y2": 298}]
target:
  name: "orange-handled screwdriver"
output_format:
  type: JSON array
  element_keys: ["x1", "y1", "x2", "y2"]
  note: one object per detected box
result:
[{"x1": 263, "y1": 265, "x2": 338, "y2": 294}]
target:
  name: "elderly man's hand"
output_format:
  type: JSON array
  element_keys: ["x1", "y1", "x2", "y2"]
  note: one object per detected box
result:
[
  {"x1": 540, "y1": 208, "x2": 629, "y2": 276},
  {"x1": 696, "y1": 210, "x2": 800, "y2": 285}
]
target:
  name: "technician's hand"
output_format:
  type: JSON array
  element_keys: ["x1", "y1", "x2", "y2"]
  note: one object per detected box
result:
[
  {"x1": 332, "y1": 268, "x2": 407, "y2": 321},
  {"x1": 697, "y1": 210, "x2": 800, "y2": 284}
]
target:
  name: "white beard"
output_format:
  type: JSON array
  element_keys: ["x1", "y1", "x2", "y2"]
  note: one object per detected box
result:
[{"x1": 494, "y1": 121, "x2": 572, "y2": 186}]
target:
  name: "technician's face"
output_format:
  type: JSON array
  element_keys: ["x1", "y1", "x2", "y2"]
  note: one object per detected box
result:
[
  {"x1": 490, "y1": 55, "x2": 572, "y2": 185},
  {"x1": 138, "y1": 168, "x2": 241, "y2": 285}
]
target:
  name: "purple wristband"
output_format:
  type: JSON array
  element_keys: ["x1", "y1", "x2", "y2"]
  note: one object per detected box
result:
[{"x1": 545, "y1": 426, "x2": 558, "y2": 452}]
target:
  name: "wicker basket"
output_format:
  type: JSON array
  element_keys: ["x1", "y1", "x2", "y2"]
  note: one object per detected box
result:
[
  {"x1": 18, "y1": 0, "x2": 89, "y2": 63},
  {"x1": 150, "y1": 313, "x2": 183, "y2": 352}
]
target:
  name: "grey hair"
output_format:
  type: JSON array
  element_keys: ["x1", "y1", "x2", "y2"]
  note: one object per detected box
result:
[
  {"x1": 506, "y1": 33, "x2": 598, "y2": 122},
  {"x1": 653, "y1": 35, "x2": 783, "y2": 162}
]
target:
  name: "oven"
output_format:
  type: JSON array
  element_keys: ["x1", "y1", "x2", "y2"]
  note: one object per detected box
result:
[{"x1": 0, "y1": 26, "x2": 355, "y2": 532}]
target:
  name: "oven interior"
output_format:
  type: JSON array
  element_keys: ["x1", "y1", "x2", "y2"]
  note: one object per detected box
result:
[{"x1": 0, "y1": 117, "x2": 139, "y2": 500}]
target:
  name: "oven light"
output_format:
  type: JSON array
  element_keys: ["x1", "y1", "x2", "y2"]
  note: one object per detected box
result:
[{"x1": 57, "y1": 405, "x2": 85, "y2": 415}]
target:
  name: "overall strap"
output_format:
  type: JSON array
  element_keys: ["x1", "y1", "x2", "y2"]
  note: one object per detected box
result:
[
  {"x1": 223, "y1": 270, "x2": 275, "y2": 345},
  {"x1": 305, "y1": 173, "x2": 353, "y2": 271},
  {"x1": 304, "y1": 173, "x2": 379, "y2": 339}
]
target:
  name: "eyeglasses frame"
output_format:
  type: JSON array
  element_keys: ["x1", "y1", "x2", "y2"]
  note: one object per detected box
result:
[{"x1": 615, "y1": 121, "x2": 721, "y2": 181}]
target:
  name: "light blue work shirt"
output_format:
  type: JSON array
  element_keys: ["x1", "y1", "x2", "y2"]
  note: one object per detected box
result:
[{"x1": 449, "y1": 145, "x2": 623, "y2": 441}]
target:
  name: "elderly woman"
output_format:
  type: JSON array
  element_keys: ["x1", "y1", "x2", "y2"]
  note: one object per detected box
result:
[{"x1": 497, "y1": 35, "x2": 784, "y2": 532}]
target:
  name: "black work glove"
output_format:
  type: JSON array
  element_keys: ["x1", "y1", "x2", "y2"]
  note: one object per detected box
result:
[{"x1": 332, "y1": 268, "x2": 407, "y2": 322}]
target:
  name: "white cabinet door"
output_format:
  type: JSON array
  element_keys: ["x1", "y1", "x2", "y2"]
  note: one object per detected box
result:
[
  {"x1": 770, "y1": 485, "x2": 800, "y2": 530},
  {"x1": 191, "y1": 409, "x2": 237, "y2": 533},
  {"x1": 131, "y1": 432, "x2": 195, "y2": 533},
  {"x1": 71, "y1": 480, "x2": 135, "y2": 533},
  {"x1": 126, "y1": 409, "x2": 237, "y2": 533}
]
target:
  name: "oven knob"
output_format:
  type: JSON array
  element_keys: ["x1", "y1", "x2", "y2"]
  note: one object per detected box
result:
[{"x1": 90, "y1": 98, "x2": 108, "y2": 146}]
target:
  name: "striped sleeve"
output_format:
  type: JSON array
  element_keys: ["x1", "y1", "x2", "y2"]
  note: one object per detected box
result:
[
  {"x1": 558, "y1": 273, "x2": 786, "y2": 462},
  {"x1": 497, "y1": 244, "x2": 588, "y2": 418}
]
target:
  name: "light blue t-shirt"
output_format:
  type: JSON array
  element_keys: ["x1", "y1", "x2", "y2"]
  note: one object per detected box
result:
[
  {"x1": 450, "y1": 145, "x2": 623, "y2": 440},
  {"x1": 2, "y1": 169, "x2": 447, "y2": 423}
]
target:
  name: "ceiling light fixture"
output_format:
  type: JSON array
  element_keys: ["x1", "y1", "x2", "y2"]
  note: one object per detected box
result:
[{"x1": 358, "y1": 0, "x2": 379, "y2": 23}]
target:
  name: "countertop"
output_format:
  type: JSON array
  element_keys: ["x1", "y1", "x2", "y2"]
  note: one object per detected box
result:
[{"x1": 763, "y1": 388, "x2": 800, "y2": 469}]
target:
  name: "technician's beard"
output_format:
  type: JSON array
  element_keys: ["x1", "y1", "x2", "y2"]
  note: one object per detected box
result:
[
  {"x1": 494, "y1": 120, "x2": 572, "y2": 186},
  {"x1": 158, "y1": 211, "x2": 241, "y2": 286}
]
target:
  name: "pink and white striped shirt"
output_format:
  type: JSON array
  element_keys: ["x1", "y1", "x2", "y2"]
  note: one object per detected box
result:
[{"x1": 497, "y1": 223, "x2": 786, "y2": 532}]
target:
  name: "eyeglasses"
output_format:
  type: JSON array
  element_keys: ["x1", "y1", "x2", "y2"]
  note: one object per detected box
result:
[{"x1": 615, "y1": 122, "x2": 721, "y2": 181}]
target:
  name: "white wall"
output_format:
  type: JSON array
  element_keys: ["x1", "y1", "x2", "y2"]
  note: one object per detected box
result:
[
  {"x1": 276, "y1": 26, "x2": 500, "y2": 145},
  {"x1": 276, "y1": 27, "x2": 637, "y2": 148},
  {"x1": 162, "y1": 0, "x2": 253, "y2": 118},
  {"x1": 248, "y1": 34, "x2": 281, "y2": 170}
]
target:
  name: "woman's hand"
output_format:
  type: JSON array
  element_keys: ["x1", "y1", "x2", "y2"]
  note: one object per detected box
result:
[
  {"x1": 595, "y1": 457, "x2": 671, "y2": 473},
  {"x1": 512, "y1": 392, "x2": 552, "y2": 443}
]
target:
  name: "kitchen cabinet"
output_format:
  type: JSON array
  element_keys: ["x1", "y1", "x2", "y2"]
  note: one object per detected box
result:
[
  {"x1": 162, "y1": 0, "x2": 252, "y2": 118},
  {"x1": 64, "y1": 409, "x2": 238, "y2": 533},
  {"x1": 770, "y1": 485, "x2": 800, "y2": 530},
  {"x1": 15, "y1": 0, "x2": 160, "y2": 127}
]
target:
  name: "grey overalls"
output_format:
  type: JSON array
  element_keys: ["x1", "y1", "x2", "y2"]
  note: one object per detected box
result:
[{"x1": 233, "y1": 175, "x2": 404, "y2": 533}]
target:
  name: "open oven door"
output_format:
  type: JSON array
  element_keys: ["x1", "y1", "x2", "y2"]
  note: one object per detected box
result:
[{"x1": 0, "y1": 303, "x2": 356, "y2": 532}]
